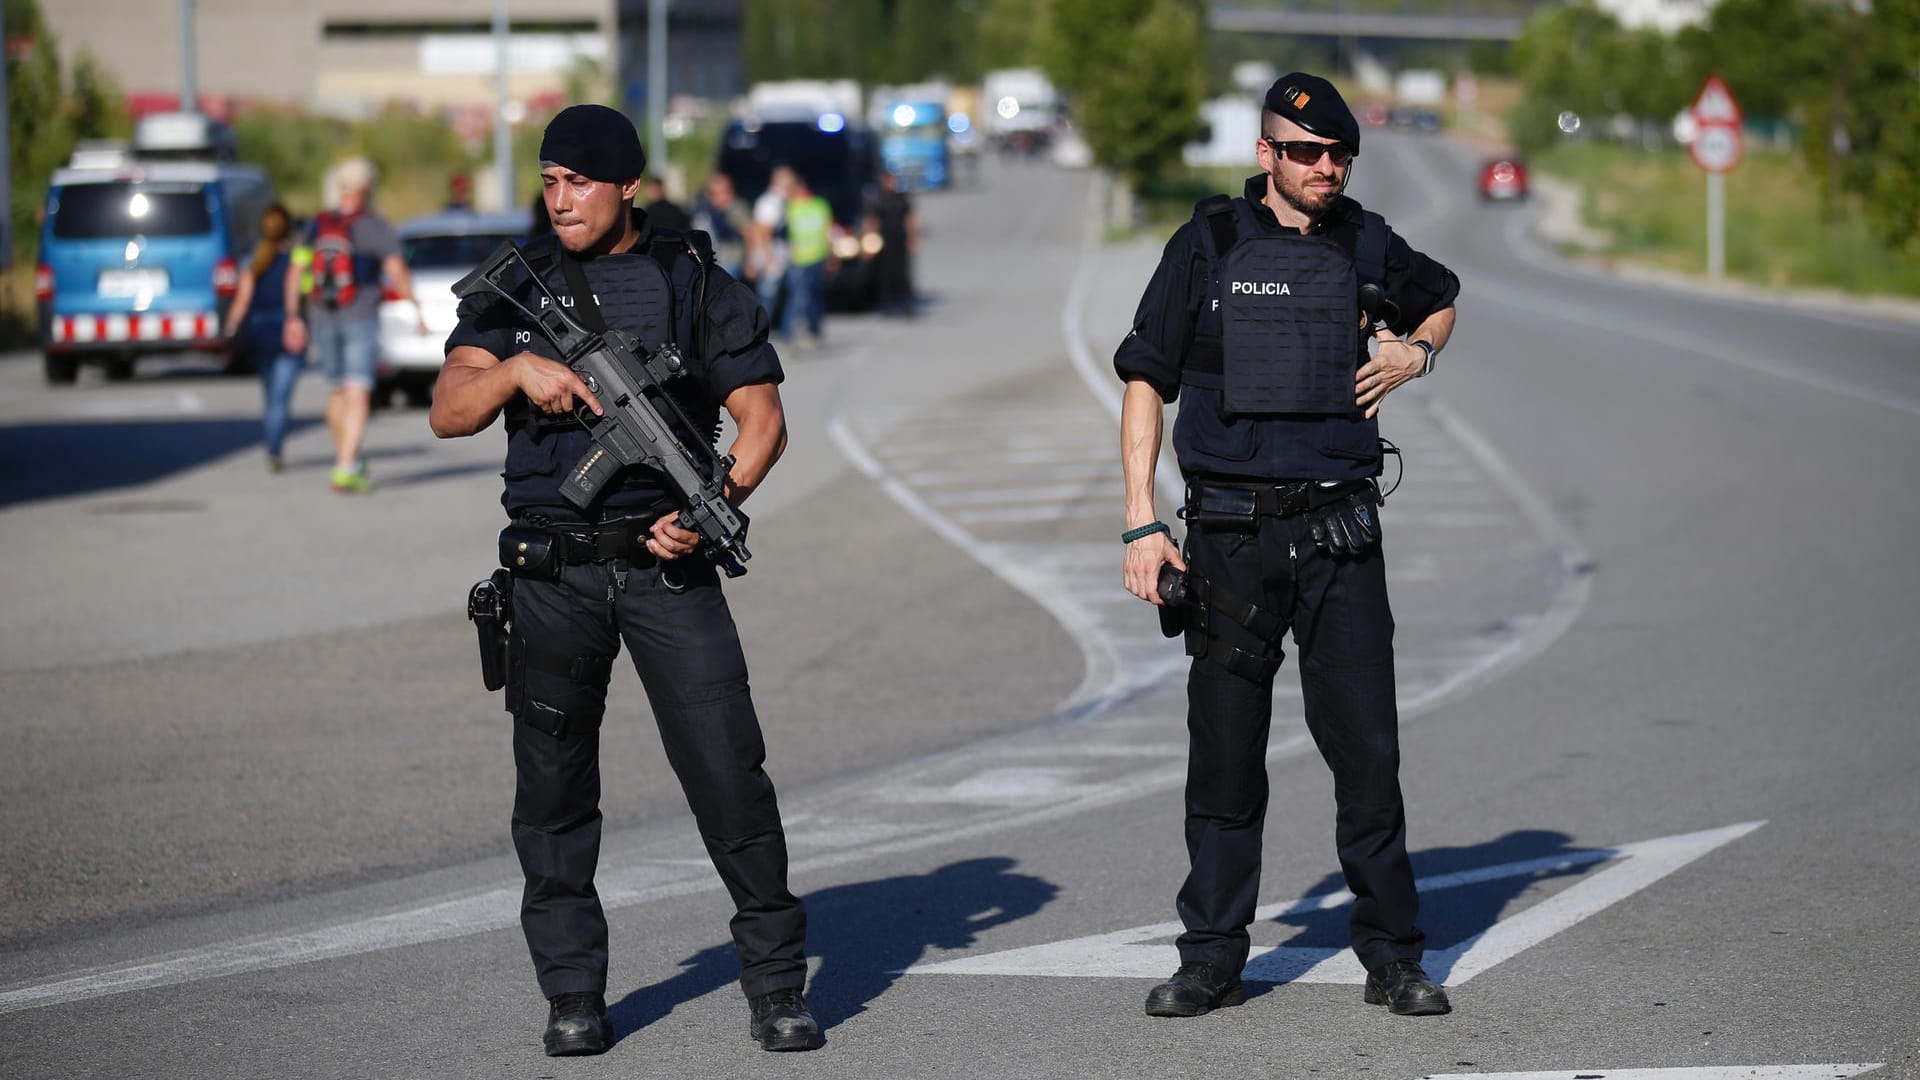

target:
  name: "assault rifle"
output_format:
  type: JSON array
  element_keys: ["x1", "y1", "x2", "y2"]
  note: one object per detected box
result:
[{"x1": 452, "y1": 242, "x2": 751, "y2": 577}]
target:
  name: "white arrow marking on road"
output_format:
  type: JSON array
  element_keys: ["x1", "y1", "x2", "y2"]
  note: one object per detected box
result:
[
  {"x1": 906, "y1": 821, "x2": 1763, "y2": 984},
  {"x1": 1420, "y1": 1060, "x2": 1881, "y2": 1068}
]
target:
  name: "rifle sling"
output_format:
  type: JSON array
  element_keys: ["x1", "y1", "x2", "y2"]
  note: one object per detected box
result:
[{"x1": 555, "y1": 251, "x2": 608, "y2": 334}]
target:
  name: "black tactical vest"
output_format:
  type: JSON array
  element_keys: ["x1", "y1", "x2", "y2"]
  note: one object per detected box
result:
[
  {"x1": 499, "y1": 229, "x2": 717, "y2": 519},
  {"x1": 1173, "y1": 195, "x2": 1392, "y2": 481}
]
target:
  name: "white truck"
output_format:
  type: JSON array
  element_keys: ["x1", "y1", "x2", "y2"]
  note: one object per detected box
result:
[{"x1": 981, "y1": 68, "x2": 1060, "y2": 157}]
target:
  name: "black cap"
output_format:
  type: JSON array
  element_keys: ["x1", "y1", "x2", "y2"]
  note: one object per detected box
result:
[
  {"x1": 1264, "y1": 73, "x2": 1360, "y2": 150},
  {"x1": 539, "y1": 104, "x2": 647, "y2": 183}
]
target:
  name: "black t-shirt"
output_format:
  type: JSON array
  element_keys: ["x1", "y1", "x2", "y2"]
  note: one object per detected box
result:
[
  {"x1": 445, "y1": 215, "x2": 782, "y2": 518},
  {"x1": 1114, "y1": 175, "x2": 1459, "y2": 403}
]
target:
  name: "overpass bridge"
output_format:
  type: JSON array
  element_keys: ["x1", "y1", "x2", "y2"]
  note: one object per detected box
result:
[{"x1": 1210, "y1": 3, "x2": 1528, "y2": 41}]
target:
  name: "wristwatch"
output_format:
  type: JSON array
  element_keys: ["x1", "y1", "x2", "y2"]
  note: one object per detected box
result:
[{"x1": 1410, "y1": 339, "x2": 1435, "y2": 377}]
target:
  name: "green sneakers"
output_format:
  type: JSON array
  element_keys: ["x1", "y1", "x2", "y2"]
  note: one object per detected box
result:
[{"x1": 329, "y1": 463, "x2": 371, "y2": 493}]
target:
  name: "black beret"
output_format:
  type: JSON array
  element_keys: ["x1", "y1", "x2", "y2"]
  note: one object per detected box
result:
[
  {"x1": 539, "y1": 104, "x2": 647, "y2": 183},
  {"x1": 1265, "y1": 73, "x2": 1360, "y2": 151}
]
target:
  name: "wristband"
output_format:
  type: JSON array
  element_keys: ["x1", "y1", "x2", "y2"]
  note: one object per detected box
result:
[
  {"x1": 1122, "y1": 521, "x2": 1170, "y2": 544},
  {"x1": 1410, "y1": 339, "x2": 1435, "y2": 377}
]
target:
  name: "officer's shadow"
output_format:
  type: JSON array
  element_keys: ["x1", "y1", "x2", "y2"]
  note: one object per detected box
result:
[
  {"x1": 1251, "y1": 828, "x2": 1590, "y2": 989},
  {"x1": 607, "y1": 856, "x2": 1058, "y2": 1045}
]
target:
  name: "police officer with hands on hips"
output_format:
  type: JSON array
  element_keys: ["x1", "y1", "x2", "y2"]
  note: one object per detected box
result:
[
  {"x1": 1116, "y1": 73, "x2": 1459, "y2": 1019},
  {"x1": 428, "y1": 105, "x2": 821, "y2": 1056}
]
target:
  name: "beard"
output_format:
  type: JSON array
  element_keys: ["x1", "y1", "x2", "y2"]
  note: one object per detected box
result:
[{"x1": 1269, "y1": 164, "x2": 1340, "y2": 217}]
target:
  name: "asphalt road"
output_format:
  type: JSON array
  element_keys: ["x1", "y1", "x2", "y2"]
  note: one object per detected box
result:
[{"x1": 2, "y1": 138, "x2": 1916, "y2": 1080}]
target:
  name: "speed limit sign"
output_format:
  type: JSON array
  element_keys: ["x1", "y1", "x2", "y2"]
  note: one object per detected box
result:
[{"x1": 1690, "y1": 123, "x2": 1743, "y2": 173}]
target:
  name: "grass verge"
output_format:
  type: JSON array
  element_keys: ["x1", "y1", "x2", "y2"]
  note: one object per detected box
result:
[{"x1": 1535, "y1": 141, "x2": 1920, "y2": 299}]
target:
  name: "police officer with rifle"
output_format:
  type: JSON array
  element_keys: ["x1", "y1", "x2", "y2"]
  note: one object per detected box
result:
[
  {"x1": 430, "y1": 105, "x2": 821, "y2": 1056},
  {"x1": 1115, "y1": 74, "x2": 1460, "y2": 1020}
]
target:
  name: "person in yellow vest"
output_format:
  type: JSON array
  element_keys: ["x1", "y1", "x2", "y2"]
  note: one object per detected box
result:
[{"x1": 780, "y1": 175, "x2": 833, "y2": 348}]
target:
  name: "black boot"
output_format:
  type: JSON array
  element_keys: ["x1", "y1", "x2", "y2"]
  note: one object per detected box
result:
[
  {"x1": 1144, "y1": 962, "x2": 1244, "y2": 1017},
  {"x1": 543, "y1": 991, "x2": 610, "y2": 1055},
  {"x1": 748, "y1": 988, "x2": 823, "y2": 1051},
  {"x1": 1363, "y1": 959, "x2": 1452, "y2": 1016}
]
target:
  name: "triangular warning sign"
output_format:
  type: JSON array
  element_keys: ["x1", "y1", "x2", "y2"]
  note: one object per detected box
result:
[{"x1": 1692, "y1": 74, "x2": 1743, "y2": 126}]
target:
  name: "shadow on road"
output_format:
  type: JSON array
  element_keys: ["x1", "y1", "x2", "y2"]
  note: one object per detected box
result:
[
  {"x1": 608, "y1": 856, "x2": 1058, "y2": 1045},
  {"x1": 0, "y1": 417, "x2": 321, "y2": 508},
  {"x1": 1268, "y1": 828, "x2": 1590, "y2": 983}
]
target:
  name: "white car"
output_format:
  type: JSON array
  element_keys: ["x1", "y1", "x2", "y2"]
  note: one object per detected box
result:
[{"x1": 378, "y1": 211, "x2": 532, "y2": 407}]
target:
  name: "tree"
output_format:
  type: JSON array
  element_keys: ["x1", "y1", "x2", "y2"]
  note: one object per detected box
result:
[
  {"x1": 745, "y1": 0, "x2": 888, "y2": 84},
  {"x1": 6, "y1": 0, "x2": 128, "y2": 263},
  {"x1": 975, "y1": 0, "x2": 1051, "y2": 72},
  {"x1": 1840, "y1": 0, "x2": 1920, "y2": 252},
  {"x1": 886, "y1": 0, "x2": 959, "y2": 84},
  {"x1": 1043, "y1": 0, "x2": 1206, "y2": 192},
  {"x1": 1673, "y1": 0, "x2": 1842, "y2": 122}
]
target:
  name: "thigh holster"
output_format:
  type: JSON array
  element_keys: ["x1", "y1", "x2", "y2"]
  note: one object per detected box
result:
[
  {"x1": 505, "y1": 634, "x2": 617, "y2": 738},
  {"x1": 1158, "y1": 564, "x2": 1286, "y2": 682}
]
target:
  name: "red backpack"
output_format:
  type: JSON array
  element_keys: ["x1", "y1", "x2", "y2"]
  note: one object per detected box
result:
[{"x1": 307, "y1": 210, "x2": 367, "y2": 309}]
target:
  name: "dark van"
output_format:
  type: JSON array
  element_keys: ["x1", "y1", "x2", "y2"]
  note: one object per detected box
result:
[
  {"x1": 35, "y1": 113, "x2": 274, "y2": 383},
  {"x1": 718, "y1": 116, "x2": 881, "y2": 310}
]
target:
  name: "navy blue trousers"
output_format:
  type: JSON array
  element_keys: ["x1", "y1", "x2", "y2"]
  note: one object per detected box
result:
[
  {"x1": 1175, "y1": 511, "x2": 1425, "y2": 976},
  {"x1": 508, "y1": 555, "x2": 807, "y2": 1000}
]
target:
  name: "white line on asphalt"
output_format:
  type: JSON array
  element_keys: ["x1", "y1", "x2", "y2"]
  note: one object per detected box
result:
[
  {"x1": 905, "y1": 462, "x2": 1119, "y2": 486},
  {"x1": 927, "y1": 483, "x2": 1116, "y2": 507},
  {"x1": 1480, "y1": 272, "x2": 1920, "y2": 420},
  {"x1": 1491, "y1": 201, "x2": 1920, "y2": 419},
  {"x1": 903, "y1": 822, "x2": 1764, "y2": 982},
  {"x1": 1059, "y1": 170, "x2": 1187, "y2": 508},
  {"x1": 1420, "y1": 1060, "x2": 1881, "y2": 1068},
  {"x1": 948, "y1": 504, "x2": 1113, "y2": 525}
]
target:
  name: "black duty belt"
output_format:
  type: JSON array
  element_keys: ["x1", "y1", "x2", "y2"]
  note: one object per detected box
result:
[
  {"x1": 1188, "y1": 477, "x2": 1376, "y2": 518},
  {"x1": 512, "y1": 517, "x2": 660, "y2": 567}
]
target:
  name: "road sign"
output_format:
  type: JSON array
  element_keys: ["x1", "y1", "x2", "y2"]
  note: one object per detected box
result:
[
  {"x1": 1690, "y1": 74, "x2": 1743, "y2": 127},
  {"x1": 1689, "y1": 74, "x2": 1744, "y2": 175},
  {"x1": 1691, "y1": 124, "x2": 1743, "y2": 173},
  {"x1": 1688, "y1": 74, "x2": 1743, "y2": 277}
]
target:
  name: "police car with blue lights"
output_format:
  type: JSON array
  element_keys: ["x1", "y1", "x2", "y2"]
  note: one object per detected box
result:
[{"x1": 35, "y1": 112, "x2": 274, "y2": 384}]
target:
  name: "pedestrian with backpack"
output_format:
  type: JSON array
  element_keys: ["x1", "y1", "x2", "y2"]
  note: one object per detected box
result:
[{"x1": 281, "y1": 157, "x2": 425, "y2": 493}]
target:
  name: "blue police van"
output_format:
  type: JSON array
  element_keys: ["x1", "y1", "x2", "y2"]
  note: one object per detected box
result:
[{"x1": 35, "y1": 113, "x2": 274, "y2": 383}]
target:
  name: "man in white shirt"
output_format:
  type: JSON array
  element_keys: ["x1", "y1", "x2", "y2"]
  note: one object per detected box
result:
[{"x1": 749, "y1": 166, "x2": 796, "y2": 328}]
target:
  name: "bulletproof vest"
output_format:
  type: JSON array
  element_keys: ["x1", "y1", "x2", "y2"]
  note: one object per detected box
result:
[
  {"x1": 1214, "y1": 199, "x2": 1350, "y2": 413},
  {"x1": 1174, "y1": 195, "x2": 1393, "y2": 481},
  {"x1": 499, "y1": 229, "x2": 717, "y2": 517},
  {"x1": 1184, "y1": 196, "x2": 1389, "y2": 407}
]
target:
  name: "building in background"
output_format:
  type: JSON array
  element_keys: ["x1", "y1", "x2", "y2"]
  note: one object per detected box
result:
[
  {"x1": 618, "y1": 0, "x2": 746, "y2": 107},
  {"x1": 38, "y1": 0, "x2": 744, "y2": 119}
]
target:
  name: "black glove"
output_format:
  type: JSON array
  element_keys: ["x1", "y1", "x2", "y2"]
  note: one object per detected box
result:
[{"x1": 1309, "y1": 495, "x2": 1381, "y2": 556}]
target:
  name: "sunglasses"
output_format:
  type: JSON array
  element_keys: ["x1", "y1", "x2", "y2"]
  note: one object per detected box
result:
[{"x1": 1264, "y1": 138, "x2": 1356, "y2": 168}]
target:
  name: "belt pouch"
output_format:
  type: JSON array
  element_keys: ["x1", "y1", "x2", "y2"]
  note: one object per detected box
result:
[
  {"x1": 500, "y1": 525, "x2": 562, "y2": 578},
  {"x1": 1186, "y1": 485, "x2": 1259, "y2": 533}
]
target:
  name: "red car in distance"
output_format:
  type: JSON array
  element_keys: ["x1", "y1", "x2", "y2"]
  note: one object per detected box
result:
[{"x1": 1478, "y1": 157, "x2": 1529, "y2": 201}]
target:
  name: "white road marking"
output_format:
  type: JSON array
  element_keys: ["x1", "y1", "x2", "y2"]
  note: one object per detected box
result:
[
  {"x1": 904, "y1": 822, "x2": 1763, "y2": 982},
  {"x1": 948, "y1": 504, "x2": 1114, "y2": 525},
  {"x1": 1420, "y1": 1060, "x2": 1881, "y2": 1068},
  {"x1": 1491, "y1": 201, "x2": 1920, "y2": 419},
  {"x1": 927, "y1": 482, "x2": 1115, "y2": 506},
  {"x1": 1476, "y1": 275, "x2": 1920, "y2": 419}
]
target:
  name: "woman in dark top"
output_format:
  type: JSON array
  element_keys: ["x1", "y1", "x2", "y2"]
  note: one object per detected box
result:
[{"x1": 223, "y1": 203, "x2": 305, "y2": 472}]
